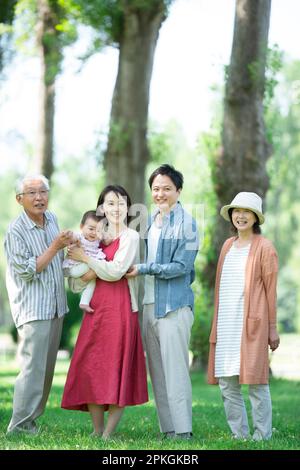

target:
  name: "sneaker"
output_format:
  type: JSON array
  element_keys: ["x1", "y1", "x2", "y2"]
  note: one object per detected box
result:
[
  {"x1": 163, "y1": 431, "x2": 175, "y2": 439},
  {"x1": 7, "y1": 421, "x2": 39, "y2": 435},
  {"x1": 252, "y1": 430, "x2": 270, "y2": 441},
  {"x1": 231, "y1": 433, "x2": 249, "y2": 440},
  {"x1": 175, "y1": 432, "x2": 193, "y2": 440}
]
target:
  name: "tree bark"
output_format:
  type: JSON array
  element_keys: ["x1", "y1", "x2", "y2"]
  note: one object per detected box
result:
[
  {"x1": 36, "y1": 0, "x2": 61, "y2": 180},
  {"x1": 104, "y1": 1, "x2": 167, "y2": 204},
  {"x1": 205, "y1": 0, "x2": 272, "y2": 289}
]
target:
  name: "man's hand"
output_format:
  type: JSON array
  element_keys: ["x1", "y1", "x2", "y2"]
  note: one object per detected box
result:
[
  {"x1": 52, "y1": 230, "x2": 74, "y2": 251},
  {"x1": 125, "y1": 265, "x2": 139, "y2": 279},
  {"x1": 269, "y1": 327, "x2": 280, "y2": 352},
  {"x1": 37, "y1": 230, "x2": 74, "y2": 272}
]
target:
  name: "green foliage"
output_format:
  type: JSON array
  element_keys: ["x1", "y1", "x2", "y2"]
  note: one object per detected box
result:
[
  {"x1": 264, "y1": 44, "x2": 284, "y2": 110},
  {"x1": 148, "y1": 126, "x2": 173, "y2": 165},
  {"x1": 0, "y1": 170, "x2": 23, "y2": 324},
  {"x1": 0, "y1": 0, "x2": 17, "y2": 71},
  {"x1": 190, "y1": 286, "x2": 213, "y2": 369},
  {"x1": 49, "y1": 154, "x2": 104, "y2": 230},
  {"x1": 62, "y1": 0, "x2": 173, "y2": 59},
  {"x1": 60, "y1": 290, "x2": 83, "y2": 352},
  {"x1": 264, "y1": 59, "x2": 300, "y2": 332},
  {"x1": 187, "y1": 108, "x2": 221, "y2": 367},
  {"x1": 247, "y1": 59, "x2": 260, "y2": 87},
  {"x1": 13, "y1": 0, "x2": 77, "y2": 70},
  {"x1": 247, "y1": 45, "x2": 283, "y2": 108},
  {"x1": 9, "y1": 324, "x2": 18, "y2": 343},
  {"x1": 276, "y1": 267, "x2": 298, "y2": 333},
  {"x1": 0, "y1": 0, "x2": 17, "y2": 24},
  {"x1": 64, "y1": 0, "x2": 123, "y2": 45},
  {"x1": 108, "y1": 120, "x2": 135, "y2": 154}
]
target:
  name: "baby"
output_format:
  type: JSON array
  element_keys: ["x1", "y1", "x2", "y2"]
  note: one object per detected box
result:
[{"x1": 63, "y1": 210, "x2": 107, "y2": 313}]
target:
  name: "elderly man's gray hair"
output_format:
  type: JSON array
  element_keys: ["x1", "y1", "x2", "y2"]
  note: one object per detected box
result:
[{"x1": 15, "y1": 174, "x2": 50, "y2": 195}]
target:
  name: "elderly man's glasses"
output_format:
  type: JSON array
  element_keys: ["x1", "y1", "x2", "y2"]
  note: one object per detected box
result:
[{"x1": 18, "y1": 190, "x2": 49, "y2": 198}]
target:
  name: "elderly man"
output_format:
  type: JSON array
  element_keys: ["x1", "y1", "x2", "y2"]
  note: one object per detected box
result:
[
  {"x1": 4, "y1": 174, "x2": 72, "y2": 434},
  {"x1": 127, "y1": 164, "x2": 199, "y2": 440}
]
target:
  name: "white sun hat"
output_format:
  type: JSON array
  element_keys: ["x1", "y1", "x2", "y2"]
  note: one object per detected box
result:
[{"x1": 220, "y1": 192, "x2": 265, "y2": 225}]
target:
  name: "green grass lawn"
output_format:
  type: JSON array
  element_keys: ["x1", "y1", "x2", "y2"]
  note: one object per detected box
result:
[{"x1": 0, "y1": 359, "x2": 299, "y2": 450}]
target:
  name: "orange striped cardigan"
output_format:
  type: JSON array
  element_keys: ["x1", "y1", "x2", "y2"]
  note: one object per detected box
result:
[{"x1": 207, "y1": 234, "x2": 278, "y2": 385}]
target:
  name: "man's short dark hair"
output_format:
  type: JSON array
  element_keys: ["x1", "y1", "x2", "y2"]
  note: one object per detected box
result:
[
  {"x1": 148, "y1": 164, "x2": 184, "y2": 190},
  {"x1": 81, "y1": 210, "x2": 101, "y2": 226}
]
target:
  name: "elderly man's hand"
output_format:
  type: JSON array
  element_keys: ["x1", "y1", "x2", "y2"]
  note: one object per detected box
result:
[{"x1": 53, "y1": 231, "x2": 74, "y2": 250}]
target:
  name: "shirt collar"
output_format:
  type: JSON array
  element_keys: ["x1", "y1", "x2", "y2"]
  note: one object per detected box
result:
[
  {"x1": 21, "y1": 210, "x2": 50, "y2": 230},
  {"x1": 151, "y1": 201, "x2": 183, "y2": 224}
]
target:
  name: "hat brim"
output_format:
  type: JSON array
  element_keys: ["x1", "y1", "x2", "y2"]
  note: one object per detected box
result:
[{"x1": 220, "y1": 204, "x2": 265, "y2": 225}]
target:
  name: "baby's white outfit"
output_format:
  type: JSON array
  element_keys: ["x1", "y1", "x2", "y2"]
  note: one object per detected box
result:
[{"x1": 63, "y1": 234, "x2": 105, "y2": 306}]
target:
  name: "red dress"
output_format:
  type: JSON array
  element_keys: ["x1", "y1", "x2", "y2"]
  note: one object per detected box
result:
[{"x1": 61, "y1": 238, "x2": 148, "y2": 411}]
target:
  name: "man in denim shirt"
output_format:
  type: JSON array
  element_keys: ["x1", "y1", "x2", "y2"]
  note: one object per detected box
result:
[{"x1": 127, "y1": 164, "x2": 199, "y2": 439}]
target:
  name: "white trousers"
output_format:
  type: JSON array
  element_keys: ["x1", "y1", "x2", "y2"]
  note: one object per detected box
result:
[
  {"x1": 7, "y1": 316, "x2": 63, "y2": 432},
  {"x1": 143, "y1": 304, "x2": 194, "y2": 434},
  {"x1": 69, "y1": 262, "x2": 95, "y2": 305},
  {"x1": 219, "y1": 375, "x2": 272, "y2": 440}
]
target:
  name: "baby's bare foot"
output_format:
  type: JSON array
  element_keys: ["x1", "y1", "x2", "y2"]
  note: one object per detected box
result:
[
  {"x1": 80, "y1": 304, "x2": 94, "y2": 313},
  {"x1": 90, "y1": 431, "x2": 102, "y2": 437}
]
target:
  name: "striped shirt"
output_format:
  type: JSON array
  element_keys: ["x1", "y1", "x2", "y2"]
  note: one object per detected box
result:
[
  {"x1": 215, "y1": 243, "x2": 250, "y2": 377},
  {"x1": 4, "y1": 210, "x2": 68, "y2": 328}
]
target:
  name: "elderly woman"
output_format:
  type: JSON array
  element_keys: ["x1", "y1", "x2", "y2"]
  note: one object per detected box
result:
[{"x1": 207, "y1": 192, "x2": 280, "y2": 441}]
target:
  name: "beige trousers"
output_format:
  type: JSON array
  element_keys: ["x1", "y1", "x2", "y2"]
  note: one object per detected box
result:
[
  {"x1": 219, "y1": 375, "x2": 272, "y2": 440},
  {"x1": 7, "y1": 316, "x2": 63, "y2": 433},
  {"x1": 143, "y1": 304, "x2": 194, "y2": 434}
]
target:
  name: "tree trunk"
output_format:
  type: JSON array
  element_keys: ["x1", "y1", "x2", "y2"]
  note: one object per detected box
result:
[
  {"x1": 205, "y1": 0, "x2": 272, "y2": 289},
  {"x1": 36, "y1": 0, "x2": 61, "y2": 180},
  {"x1": 104, "y1": 1, "x2": 167, "y2": 204}
]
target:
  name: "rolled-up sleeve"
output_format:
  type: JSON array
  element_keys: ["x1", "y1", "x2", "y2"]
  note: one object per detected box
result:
[{"x1": 4, "y1": 232, "x2": 40, "y2": 282}]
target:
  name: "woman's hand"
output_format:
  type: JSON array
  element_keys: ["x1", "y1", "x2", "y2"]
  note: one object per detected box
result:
[
  {"x1": 125, "y1": 265, "x2": 139, "y2": 279},
  {"x1": 269, "y1": 328, "x2": 280, "y2": 351},
  {"x1": 67, "y1": 245, "x2": 88, "y2": 263},
  {"x1": 81, "y1": 269, "x2": 97, "y2": 282}
]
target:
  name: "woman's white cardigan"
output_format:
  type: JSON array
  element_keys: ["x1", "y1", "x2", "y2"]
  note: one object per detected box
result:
[{"x1": 68, "y1": 228, "x2": 140, "y2": 312}]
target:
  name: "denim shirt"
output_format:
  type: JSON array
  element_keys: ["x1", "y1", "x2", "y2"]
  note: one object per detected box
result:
[{"x1": 137, "y1": 202, "x2": 199, "y2": 318}]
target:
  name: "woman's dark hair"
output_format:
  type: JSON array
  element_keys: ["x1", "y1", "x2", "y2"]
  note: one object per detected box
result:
[
  {"x1": 148, "y1": 164, "x2": 183, "y2": 190},
  {"x1": 228, "y1": 208, "x2": 261, "y2": 234},
  {"x1": 96, "y1": 185, "x2": 132, "y2": 223}
]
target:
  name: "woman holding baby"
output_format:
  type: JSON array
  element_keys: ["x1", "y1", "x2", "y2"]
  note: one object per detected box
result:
[{"x1": 61, "y1": 185, "x2": 148, "y2": 439}]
